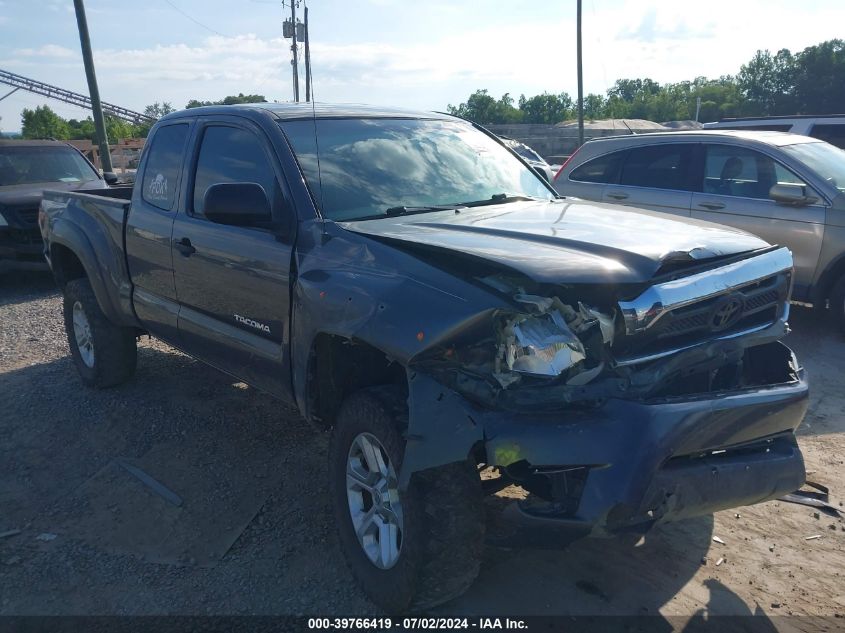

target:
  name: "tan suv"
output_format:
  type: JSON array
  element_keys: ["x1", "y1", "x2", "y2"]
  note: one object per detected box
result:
[{"x1": 553, "y1": 130, "x2": 845, "y2": 331}]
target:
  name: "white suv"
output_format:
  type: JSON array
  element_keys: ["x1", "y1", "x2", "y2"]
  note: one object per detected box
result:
[{"x1": 704, "y1": 115, "x2": 845, "y2": 149}]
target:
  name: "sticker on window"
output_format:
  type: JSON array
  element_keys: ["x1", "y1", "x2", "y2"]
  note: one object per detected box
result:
[{"x1": 148, "y1": 173, "x2": 168, "y2": 200}]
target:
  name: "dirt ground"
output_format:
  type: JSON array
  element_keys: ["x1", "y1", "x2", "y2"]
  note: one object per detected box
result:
[{"x1": 1, "y1": 272, "x2": 843, "y2": 622}]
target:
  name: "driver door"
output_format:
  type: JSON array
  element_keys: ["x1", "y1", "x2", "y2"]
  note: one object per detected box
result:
[{"x1": 171, "y1": 118, "x2": 296, "y2": 399}]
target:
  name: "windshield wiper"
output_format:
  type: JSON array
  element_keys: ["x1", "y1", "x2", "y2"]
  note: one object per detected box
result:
[
  {"x1": 459, "y1": 193, "x2": 543, "y2": 208},
  {"x1": 384, "y1": 204, "x2": 460, "y2": 217}
]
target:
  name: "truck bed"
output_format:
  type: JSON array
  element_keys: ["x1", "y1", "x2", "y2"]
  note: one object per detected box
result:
[{"x1": 40, "y1": 186, "x2": 138, "y2": 329}]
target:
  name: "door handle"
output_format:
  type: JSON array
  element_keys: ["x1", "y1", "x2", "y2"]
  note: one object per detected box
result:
[
  {"x1": 698, "y1": 201, "x2": 726, "y2": 210},
  {"x1": 174, "y1": 237, "x2": 196, "y2": 257},
  {"x1": 606, "y1": 191, "x2": 629, "y2": 200}
]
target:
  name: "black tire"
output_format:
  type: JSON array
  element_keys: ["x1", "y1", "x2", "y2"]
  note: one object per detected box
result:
[
  {"x1": 329, "y1": 386, "x2": 485, "y2": 612},
  {"x1": 63, "y1": 278, "x2": 137, "y2": 388},
  {"x1": 831, "y1": 274, "x2": 845, "y2": 336}
]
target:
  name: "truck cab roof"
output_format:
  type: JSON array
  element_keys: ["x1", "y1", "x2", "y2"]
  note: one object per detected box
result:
[{"x1": 160, "y1": 102, "x2": 456, "y2": 122}]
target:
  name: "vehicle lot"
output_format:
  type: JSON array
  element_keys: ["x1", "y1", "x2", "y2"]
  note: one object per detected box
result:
[{"x1": 1, "y1": 272, "x2": 843, "y2": 618}]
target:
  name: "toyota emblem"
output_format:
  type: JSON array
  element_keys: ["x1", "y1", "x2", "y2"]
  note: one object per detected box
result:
[{"x1": 710, "y1": 295, "x2": 745, "y2": 332}]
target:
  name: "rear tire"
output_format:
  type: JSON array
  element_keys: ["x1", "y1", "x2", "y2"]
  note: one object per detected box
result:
[
  {"x1": 329, "y1": 386, "x2": 485, "y2": 612},
  {"x1": 63, "y1": 278, "x2": 137, "y2": 388},
  {"x1": 830, "y1": 274, "x2": 845, "y2": 336}
]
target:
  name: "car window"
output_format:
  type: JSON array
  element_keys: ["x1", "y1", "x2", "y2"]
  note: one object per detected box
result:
[
  {"x1": 192, "y1": 125, "x2": 278, "y2": 218},
  {"x1": 569, "y1": 151, "x2": 623, "y2": 184},
  {"x1": 809, "y1": 124, "x2": 845, "y2": 150},
  {"x1": 0, "y1": 145, "x2": 99, "y2": 186},
  {"x1": 702, "y1": 145, "x2": 806, "y2": 200},
  {"x1": 782, "y1": 141, "x2": 845, "y2": 193},
  {"x1": 141, "y1": 123, "x2": 189, "y2": 211},
  {"x1": 619, "y1": 144, "x2": 694, "y2": 190}
]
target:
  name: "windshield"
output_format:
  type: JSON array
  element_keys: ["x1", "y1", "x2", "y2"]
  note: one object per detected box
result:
[
  {"x1": 280, "y1": 118, "x2": 554, "y2": 221},
  {"x1": 782, "y1": 141, "x2": 845, "y2": 193},
  {"x1": 0, "y1": 145, "x2": 98, "y2": 186}
]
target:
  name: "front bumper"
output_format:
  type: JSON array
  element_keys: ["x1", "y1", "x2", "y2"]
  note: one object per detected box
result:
[
  {"x1": 0, "y1": 227, "x2": 48, "y2": 273},
  {"x1": 403, "y1": 341, "x2": 807, "y2": 545}
]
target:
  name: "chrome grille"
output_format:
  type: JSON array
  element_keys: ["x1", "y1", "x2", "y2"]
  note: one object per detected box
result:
[{"x1": 615, "y1": 248, "x2": 794, "y2": 365}]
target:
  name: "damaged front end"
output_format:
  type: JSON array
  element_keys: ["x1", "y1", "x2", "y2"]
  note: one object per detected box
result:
[
  {"x1": 416, "y1": 247, "x2": 795, "y2": 412},
  {"x1": 403, "y1": 246, "x2": 807, "y2": 540}
]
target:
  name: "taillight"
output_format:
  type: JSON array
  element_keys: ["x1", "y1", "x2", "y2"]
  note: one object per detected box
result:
[{"x1": 553, "y1": 147, "x2": 581, "y2": 182}]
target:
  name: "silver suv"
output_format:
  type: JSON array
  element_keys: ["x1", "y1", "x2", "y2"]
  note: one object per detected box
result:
[{"x1": 553, "y1": 130, "x2": 845, "y2": 331}]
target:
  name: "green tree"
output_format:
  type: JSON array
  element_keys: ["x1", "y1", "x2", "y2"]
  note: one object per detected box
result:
[
  {"x1": 737, "y1": 49, "x2": 796, "y2": 115},
  {"x1": 21, "y1": 105, "x2": 70, "y2": 139},
  {"x1": 185, "y1": 93, "x2": 268, "y2": 109},
  {"x1": 791, "y1": 39, "x2": 845, "y2": 114},
  {"x1": 518, "y1": 92, "x2": 573, "y2": 124},
  {"x1": 446, "y1": 89, "x2": 522, "y2": 124},
  {"x1": 583, "y1": 93, "x2": 607, "y2": 120}
]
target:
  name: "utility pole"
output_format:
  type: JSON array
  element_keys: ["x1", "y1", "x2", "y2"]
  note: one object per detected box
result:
[
  {"x1": 290, "y1": 1, "x2": 299, "y2": 102},
  {"x1": 73, "y1": 0, "x2": 112, "y2": 172},
  {"x1": 304, "y1": 5, "x2": 312, "y2": 102},
  {"x1": 576, "y1": 0, "x2": 584, "y2": 148}
]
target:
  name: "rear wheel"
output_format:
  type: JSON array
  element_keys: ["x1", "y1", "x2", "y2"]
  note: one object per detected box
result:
[
  {"x1": 329, "y1": 386, "x2": 485, "y2": 612},
  {"x1": 830, "y1": 274, "x2": 845, "y2": 336},
  {"x1": 63, "y1": 278, "x2": 137, "y2": 388}
]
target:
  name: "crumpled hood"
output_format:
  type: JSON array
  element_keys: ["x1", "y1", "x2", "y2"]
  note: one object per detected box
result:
[{"x1": 341, "y1": 199, "x2": 771, "y2": 284}]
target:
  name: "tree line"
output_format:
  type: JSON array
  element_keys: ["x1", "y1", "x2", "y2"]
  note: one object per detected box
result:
[
  {"x1": 447, "y1": 39, "x2": 845, "y2": 125},
  {"x1": 15, "y1": 93, "x2": 267, "y2": 141},
  {"x1": 10, "y1": 38, "x2": 844, "y2": 138}
]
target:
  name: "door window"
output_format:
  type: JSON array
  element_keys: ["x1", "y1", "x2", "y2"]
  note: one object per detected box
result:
[
  {"x1": 141, "y1": 123, "x2": 189, "y2": 211},
  {"x1": 702, "y1": 145, "x2": 807, "y2": 199},
  {"x1": 569, "y1": 151, "x2": 623, "y2": 183},
  {"x1": 192, "y1": 125, "x2": 279, "y2": 218},
  {"x1": 618, "y1": 144, "x2": 694, "y2": 190}
]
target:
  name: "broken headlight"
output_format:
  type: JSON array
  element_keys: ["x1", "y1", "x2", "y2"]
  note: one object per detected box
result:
[
  {"x1": 503, "y1": 311, "x2": 585, "y2": 376},
  {"x1": 495, "y1": 295, "x2": 615, "y2": 385}
]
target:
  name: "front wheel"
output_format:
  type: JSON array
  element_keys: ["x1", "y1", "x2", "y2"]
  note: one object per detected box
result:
[
  {"x1": 63, "y1": 278, "x2": 137, "y2": 388},
  {"x1": 329, "y1": 386, "x2": 485, "y2": 612}
]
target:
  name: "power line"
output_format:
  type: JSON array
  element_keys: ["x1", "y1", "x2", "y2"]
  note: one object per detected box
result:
[{"x1": 161, "y1": 0, "x2": 229, "y2": 38}]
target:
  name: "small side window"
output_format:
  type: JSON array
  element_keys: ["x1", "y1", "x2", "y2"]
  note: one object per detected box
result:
[
  {"x1": 141, "y1": 123, "x2": 189, "y2": 211},
  {"x1": 809, "y1": 124, "x2": 845, "y2": 150},
  {"x1": 569, "y1": 152, "x2": 623, "y2": 184}
]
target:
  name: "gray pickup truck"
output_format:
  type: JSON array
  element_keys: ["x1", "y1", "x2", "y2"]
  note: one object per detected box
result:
[{"x1": 40, "y1": 103, "x2": 808, "y2": 612}]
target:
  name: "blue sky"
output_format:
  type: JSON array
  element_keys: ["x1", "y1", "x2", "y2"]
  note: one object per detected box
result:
[{"x1": 1, "y1": 0, "x2": 844, "y2": 132}]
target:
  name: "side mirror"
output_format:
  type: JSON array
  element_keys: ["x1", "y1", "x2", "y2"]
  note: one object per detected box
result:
[
  {"x1": 103, "y1": 171, "x2": 119, "y2": 185},
  {"x1": 203, "y1": 182, "x2": 272, "y2": 227},
  {"x1": 769, "y1": 183, "x2": 818, "y2": 206}
]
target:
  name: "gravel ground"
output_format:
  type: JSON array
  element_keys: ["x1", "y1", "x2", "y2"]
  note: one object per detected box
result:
[{"x1": 1, "y1": 271, "x2": 843, "y2": 620}]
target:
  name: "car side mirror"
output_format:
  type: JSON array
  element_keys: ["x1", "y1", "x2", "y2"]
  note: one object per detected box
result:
[
  {"x1": 769, "y1": 183, "x2": 818, "y2": 206},
  {"x1": 103, "y1": 171, "x2": 119, "y2": 185},
  {"x1": 203, "y1": 182, "x2": 272, "y2": 227}
]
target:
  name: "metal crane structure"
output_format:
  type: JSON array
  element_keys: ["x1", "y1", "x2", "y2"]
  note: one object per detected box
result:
[{"x1": 0, "y1": 68, "x2": 154, "y2": 125}]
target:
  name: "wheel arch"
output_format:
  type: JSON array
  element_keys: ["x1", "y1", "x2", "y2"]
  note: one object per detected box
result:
[
  {"x1": 811, "y1": 252, "x2": 845, "y2": 308},
  {"x1": 304, "y1": 333, "x2": 407, "y2": 430}
]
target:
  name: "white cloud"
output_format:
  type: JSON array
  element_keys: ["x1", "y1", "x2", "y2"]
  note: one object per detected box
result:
[
  {"x1": 3, "y1": 0, "x2": 845, "y2": 118},
  {"x1": 14, "y1": 44, "x2": 77, "y2": 58}
]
